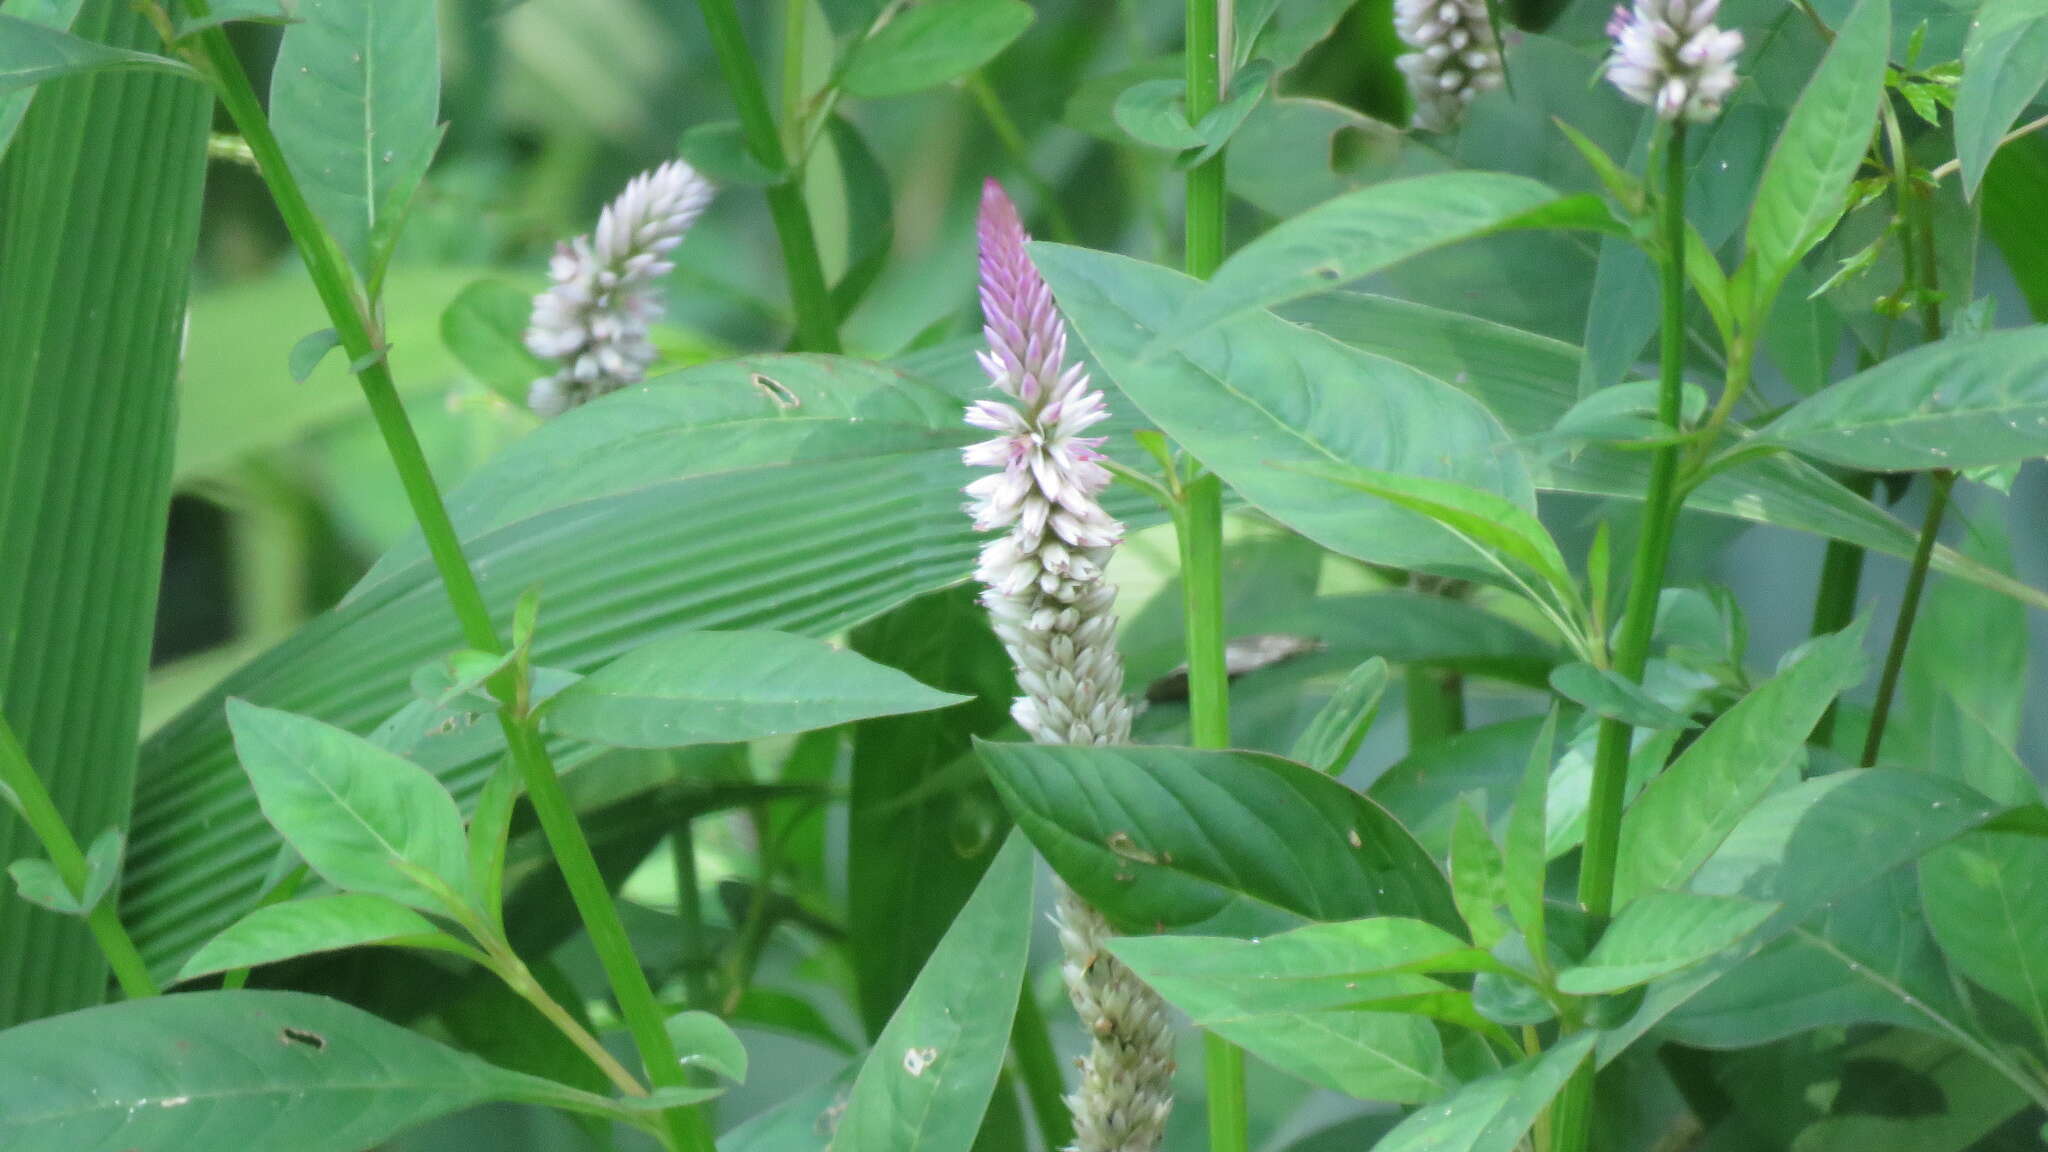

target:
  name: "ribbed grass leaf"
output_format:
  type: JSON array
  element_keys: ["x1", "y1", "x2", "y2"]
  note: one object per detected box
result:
[
  {"x1": 0, "y1": 990, "x2": 643, "y2": 1150},
  {"x1": 270, "y1": 0, "x2": 440, "y2": 281},
  {"x1": 0, "y1": 0, "x2": 208, "y2": 1025}
]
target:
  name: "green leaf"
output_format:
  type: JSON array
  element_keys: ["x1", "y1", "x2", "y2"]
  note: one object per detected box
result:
[
  {"x1": 0, "y1": 0, "x2": 85, "y2": 161},
  {"x1": 540, "y1": 630, "x2": 966, "y2": 749},
  {"x1": 1289, "y1": 656, "x2": 1389, "y2": 773},
  {"x1": 1502, "y1": 711, "x2": 1554, "y2": 964},
  {"x1": 226, "y1": 700, "x2": 470, "y2": 911},
  {"x1": 1755, "y1": 328, "x2": 2048, "y2": 470},
  {"x1": 676, "y1": 119, "x2": 786, "y2": 187},
  {"x1": 0, "y1": 990, "x2": 645, "y2": 1149},
  {"x1": 1112, "y1": 78, "x2": 1203, "y2": 149},
  {"x1": 665, "y1": 1009, "x2": 748, "y2": 1082},
  {"x1": 1368, "y1": 1031, "x2": 1596, "y2": 1152},
  {"x1": 1451, "y1": 800, "x2": 1509, "y2": 948},
  {"x1": 841, "y1": 0, "x2": 1033, "y2": 99},
  {"x1": 832, "y1": 830, "x2": 1033, "y2": 1152},
  {"x1": 1743, "y1": 0, "x2": 1890, "y2": 314},
  {"x1": 287, "y1": 327, "x2": 341, "y2": 383},
  {"x1": 980, "y1": 742, "x2": 1458, "y2": 936},
  {"x1": 1157, "y1": 172, "x2": 1615, "y2": 341},
  {"x1": 171, "y1": 0, "x2": 299, "y2": 37},
  {"x1": 1555, "y1": 891, "x2": 1776, "y2": 995},
  {"x1": 825, "y1": 115, "x2": 893, "y2": 319},
  {"x1": 0, "y1": 0, "x2": 209, "y2": 1025},
  {"x1": 0, "y1": 13, "x2": 193, "y2": 95},
  {"x1": 1031, "y1": 243, "x2": 1534, "y2": 573},
  {"x1": 6, "y1": 857, "x2": 80, "y2": 915},
  {"x1": 1202, "y1": 1011, "x2": 1448, "y2": 1104},
  {"x1": 175, "y1": 893, "x2": 455, "y2": 981},
  {"x1": 1612, "y1": 620, "x2": 1870, "y2": 907},
  {"x1": 1954, "y1": 0, "x2": 2048, "y2": 198},
  {"x1": 440, "y1": 279, "x2": 547, "y2": 403},
  {"x1": 1919, "y1": 831, "x2": 2048, "y2": 1046},
  {"x1": 1547, "y1": 662, "x2": 1693, "y2": 729},
  {"x1": 847, "y1": 588, "x2": 1015, "y2": 1039},
  {"x1": 270, "y1": 0, "x2": 440, "y2": 283}
]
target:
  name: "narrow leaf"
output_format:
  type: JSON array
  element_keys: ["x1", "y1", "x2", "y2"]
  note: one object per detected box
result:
[
  {"x1": 1554, "y1": 891, "x2": 1776, "y2": 994},
  {"x1": 1290, "y1": 656, "x2": 1389, "y2": 773},
  {"x1": 0, "y1": 0, "x2": 86, "y2": 160},
  {"x1": 1547, "y1": 662, "x2": 1692, "y2": 729},
  {"x1": 0, "y1": 14, "x2": 193, "y2": 94},
  {"x1": 1451, "y1": 800, "x2": 1509, "y2": 948},
  {"x1": 1502, "y1": 710, "x2": 1555, "y2": 963},
  {"x1": 841, "y1": 0, "x2": 1034, "y2": 98},
  {"x1": 1955, "y1": 0, "x2": 2048, "y2": 198},
  {"x1": 540, "y1": 630, "x2": 967, "y2": 749},
  {"x1": 175, "y1": 894, "x2": 451, "y2": 981},
  {"x1": 1369, "y1": 1031, "x2": 1596, "y2": 1152}
]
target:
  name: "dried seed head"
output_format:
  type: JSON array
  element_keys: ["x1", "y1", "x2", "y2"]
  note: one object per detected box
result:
[
  {"x1": 1606, "y1": 0, "x2": 1743, "y2": 123},
  {"x1": 524, "y1": 159, "x2": 715, "y2": 416},
  {"x1": 1393, "y1": 0, "x2": 1505, "y2": 132}
]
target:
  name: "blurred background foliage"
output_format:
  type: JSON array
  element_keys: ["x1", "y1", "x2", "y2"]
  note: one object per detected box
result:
[{"x1": 139, "y1": 0, "x2": 2048, "y2": 1147}]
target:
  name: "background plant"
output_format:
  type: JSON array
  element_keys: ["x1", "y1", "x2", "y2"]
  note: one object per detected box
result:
[{"x1": 4, "y1": 0, "x2": 2048, "y2": 1150}]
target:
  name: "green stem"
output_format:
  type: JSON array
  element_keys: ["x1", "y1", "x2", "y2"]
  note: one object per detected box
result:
[
  {"x1": 672, "y1": 813, "x2": 716, "y2": 1011},
  {"x1": 1557, "y1": 120, "x2": 1688, "y2": 1152},
  {"x1": 1183, "y1": 0, "x2": 1226, "y2": 280},
  {"x1": 1178, "y1": 474, "x2": 1232, "y2": 750},
  {"x1": 1810, "y1": 472, "x2": 1878, "y2": 749},
  {"x1": 0, "y1": 716, "x2": 158, "y2": 1000},
  {"x1": 691, "y1": 0, "x2": 840, "y2": 352},
  {"x1": 185, "y1": 21, "x2": 713, "y2": 1149},
  {"x1": 1010, "y1": 975, "x2": 1075, "y2": 1151},
  {"x1": 1862, "y1": 470, "x2": 1953, "y2": 767},
  {"x1": 1403, "y1": 666, "x2": 1465, "y2": 745},
  {"x1": 1203, "y1": 1033, "x2": 1249, "y2": 1152}
]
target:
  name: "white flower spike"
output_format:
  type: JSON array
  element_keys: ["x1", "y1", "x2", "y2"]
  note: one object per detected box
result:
[
  {"x1": 1394, "y1": 0, "x2": 1505, "y2": 133},
  {"x1": 1606, "y1": 0, "x2": 1743, "y2": 123},
  {"x1": 524, "y1": 159, "x2": 715, "y2": 417}
]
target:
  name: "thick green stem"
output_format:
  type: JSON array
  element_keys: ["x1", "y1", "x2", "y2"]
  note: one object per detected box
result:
[
  {"x1": 1810, "y1": 472, "x2": 1878, "y2": 748},
  {"x1": 186, "y1": 22, "x2": 713, "y2": 1149},
  {"x1": 691, "y1": 0, "x2": 840, "y2": 352},
  {"x1": 1203, "y1": 1033, "x2": 1249, "y2": 1152},
  {"x1": 1557, "y1": 121, "x2": 1688, "y2": 1152},
  {"x1": 1862, "y1": 470, "x2": 1953, "y2": 766},
  {"x1": 1178, "y1": 474, "x2": 1232, "y2": 750},
  {"x1": 1010, "y1": 975, "x2": 1075, "y2": 1151},
  {"x1": 0, "y1": 716, "x2": 158, "y2": 1000},
  {"x1": 1183, "y1": 0, "x2": 1226, "y2": 280}
]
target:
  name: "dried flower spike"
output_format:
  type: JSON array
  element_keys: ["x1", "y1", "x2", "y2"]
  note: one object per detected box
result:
[
  {"x1": 964, "y1": 180, "x2": 1174, "y2": 1152},
  {"x1": 1606, "y1": 0, "x2": 1742, "y2": 123},
  {"x1": 524, "y1": 159, "x2": 715, "y2": 417},
  {"x1": 1394, "y1": 0, "x2": 1505, "y2": 133}
]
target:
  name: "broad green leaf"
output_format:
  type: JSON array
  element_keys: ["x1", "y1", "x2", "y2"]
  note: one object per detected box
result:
[
  {"x1": 0, "y1": 0, "x2": 84, "y2": 160},
  {"x1": 1204, "y1": 1011, "x2": 1448, "y2": 1104},
  {"x1": 1158, "y1": 171, "x2": 1614, "y2": 341},
  {"x1": 1284, "y1": 291, "x2": 2048, "y2": 611},
  {"x1": 1451, "y1": 800, "x2": 1509, "y2": 948},
  {"x1": 1743, "y1": 0, "x2": 1889, "y2": 313},
  {"x1": 665, "y1": 1009, "x2": 748, "y2": 1082},
  {"x1": 270, "y1": 0, "x2": 440, "y2": 281},
  {"x1": 540, "y1": 630, "x2": 966, "y2": 749},
  {"x1": 980, "y1": 742, "x2": 1458, "y2": 936},
  {"x1": 0, "y1": 14, "x2": 192, "y2": 95},
  {"x1": 440, "y1": 278, "x2": 547, "y2": 403},
  {"x1": 1919, "y1": 831, "x2": 2048, "y2": 1046},
  {"x1": 841, "y1": 0, "x2": 1033, "y2": 99},
  {"x1": 1547, "y1": 662, "x2": 1692, "y2": 729},
  {"x1": 1502, "y1": 711, "x2": 1554, "y2": 964},
  {"x1": 1755, "y1": 328, "x2": 2048, "y2": 470},
  {"x1": 1786, "y1": 1030, "x2": 2032, "y2": 1152},
  {"x1": 1612, "y1": 620, "x2": 1870, "y2": 906},
  {"x1": 1955, "y1": 0, "x2": 2048, "y2": 198},
  {"x1": 1555, "y1": 891, "x2": 1776, "y2": 995},
  {"x1": 0, "y1": 990, "x2": 647, "y2": 1149},
  {"x1": 0, "y1": 0, "x2": 209, "y2": 1025},
  {"x1": 1369, "y1": 1031, "x2": 1596, "y2": 1152},
  {"x1": 226, "y1": 700, "x2": 470, "y2": 911},
  {"x1": 847, "y1": 588, "x2": 1014, "y2": 1039},
  {"x1": 1983, "y1": 138, "x2": 2048, "y2": 320},
  {"x1": 175, "y1": 893, "x2": 454, "y2": 981},
  {"x1": 1290, "y1": 656, "x2": 1389, "y2": 773},
  {"x1": 832, "y1": 831, "x2": 1032, "y2": 1152},
  {"x1": 1031, "y1": 244, "x2": 1533, "y2": 573}
]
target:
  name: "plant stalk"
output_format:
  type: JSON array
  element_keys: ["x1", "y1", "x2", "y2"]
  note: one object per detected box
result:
[
  {"x1": 691, "y1": 0, "x2": 840, "y2": 352},
  {"x1": 672, "y1": 812, "x2": 716, "y2": 1011},
  {"x1": 1557, "y1": 121, "x2": 1689, "y2": 1152},
  {"x1": 185, "y1": 22, "x2": 713, "y2": 1148},
  {"x1": 0, "y1": 716, "x2": 158, "y2": 1000},
  {"x1": 1809, "y1": 472, "x2": 1878, "y2": 748}
]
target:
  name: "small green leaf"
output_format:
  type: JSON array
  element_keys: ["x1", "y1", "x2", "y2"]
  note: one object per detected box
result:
[
  {"x1": 1954, "y1": 0, "x2": 2048, "y2": 198},
  {"x1": 1368, "y1": 1032, "x2": 1596, "y2": 1152},
  {"x1": 1290, "y1": 656, "x2": 1389, "y2": 773},
  {"x1": 1555, "y1": 891, "x2": 1777, "y2": 995},
  {"x1": 539, "y1": 630, "x2": 968, "y2": 749},
  {"x1": 1502, "y1": 710, "x2": 1555, "y2": 965},
  {"x1": 226, "y1": 699, "x2": 471, "y2": 912},
  {"x1": 269, "y1": 0, "x2": 441, "y2": 283},
  {"x1": 841, "y1": 0, "x2": 1034, "y2": 99},
  {"x1": 1112, "y1": 78, "x2": 1203, "y2": 150},
  {"x1": 1451, "y1": 799, "x2": 1509, "y2": 948},
  {"x1": 0, "y1": 14, "x2": 194, "y2": 96},
  {"x1": 1612, "y1": 620, "x2": 1870, "y2": 907},
  {"x1": 1756, "y1": 327, "x2": 2048, "y2": 471},
  {"x1": 1742, "y1": 0, "x2": 1890, "y2": 314},
  {"x1": 665, "y1": 1010, "x2": 748, "y2": 1083},
  {"x1": 287, "y1": 327, "x2": 341, "y2": 382},
  {"x1": 677, "y1": 120, "x2": 786, "y2": 186},
  {"x1": 440, "y1": 280, "x2": 547, "y2": 403},
  {"x1": 175, "y1": 893, "x2": 455, "y2": 981},
  {"x1": 465, "y1": 758, "x2": 520, "y2": 932},
  {"x1": 76, "y1": 825, "x2": 121, "y2": 913},
  {"x1": 6, "y1": 858, "x2": 78, "y2": 915},
  {"x1": 1547, "y1": 662, "x2": 1693, "y2": 729},
  {"x1": 832, "y1": 831, "x2": 1033, "y2": 1152}
]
